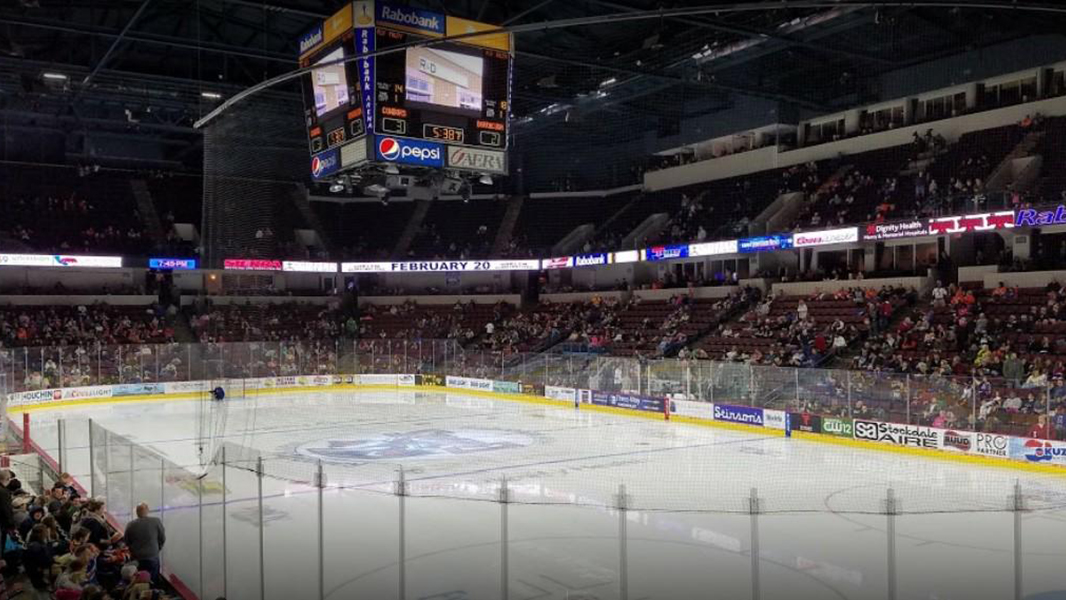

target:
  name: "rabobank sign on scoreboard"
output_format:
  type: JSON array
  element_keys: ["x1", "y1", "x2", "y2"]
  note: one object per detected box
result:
[
  {"x1": 375, "y1": 136, "x2": 444, "y2": 168},
  {"x1": 376, "y1": 1, "x2": 445, "y2": 36}
]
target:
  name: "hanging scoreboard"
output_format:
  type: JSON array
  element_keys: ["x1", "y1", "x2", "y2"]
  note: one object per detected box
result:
[{"x1": 298, "y1": 1, "x2": 513, "y2": 179}]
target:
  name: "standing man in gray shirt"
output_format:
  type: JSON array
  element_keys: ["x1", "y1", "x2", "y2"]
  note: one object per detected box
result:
[{"x1": 124, "y1": 503, "x2": 166, "y2": 583}]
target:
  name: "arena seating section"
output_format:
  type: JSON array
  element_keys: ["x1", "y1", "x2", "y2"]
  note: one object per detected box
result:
[
  {"x1": 0, "y1": 164, "x2": 151, "y2": 255},
  {"x1": 408, "y1": 198, "x2": 511, "y2": 259}
]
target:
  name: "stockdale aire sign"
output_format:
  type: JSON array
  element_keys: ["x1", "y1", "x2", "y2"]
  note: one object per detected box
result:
[
  {"x1": 447, "y1": 147, "x2": 507, "y2": 174},
  {"x1": 853, "y1": 419, "x2": 939, "y2": 449}
]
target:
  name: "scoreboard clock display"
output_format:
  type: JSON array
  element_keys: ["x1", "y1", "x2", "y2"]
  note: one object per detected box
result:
[{"x1": 373, "y1": 28, "x2": 511, "y2": 149}]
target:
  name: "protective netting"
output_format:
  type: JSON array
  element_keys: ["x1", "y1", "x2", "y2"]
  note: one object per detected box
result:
[
  {"x1": 13, "y1": 341, "x2": 1066, "y2": 600},
  {"x1": 201, "y1": 94, "x2": 309, "y2": 267},
  {"x1": 6, "y1": 340, "x2": 1066, "y2": 515}
]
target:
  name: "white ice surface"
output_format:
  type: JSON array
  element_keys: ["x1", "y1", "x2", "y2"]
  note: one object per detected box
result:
[{"x1": 21, "y1": 389, "x2": 1066, "y2": 600}]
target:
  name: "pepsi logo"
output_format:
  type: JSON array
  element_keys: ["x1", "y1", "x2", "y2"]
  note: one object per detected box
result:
[
  {"x1": 1022, "y1": 439, "x2": 1066, "y2": 462},
  {"x1": 378, "y1": 137, "x2": 401, "y2": 161},
  {"x1": 310, "y1": 149, "x2": 338, "y2": 179}
]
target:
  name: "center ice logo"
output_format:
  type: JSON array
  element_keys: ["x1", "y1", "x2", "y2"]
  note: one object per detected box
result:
[{"x1": 296, "y1": 429, "x2": 534, "y2": 461}]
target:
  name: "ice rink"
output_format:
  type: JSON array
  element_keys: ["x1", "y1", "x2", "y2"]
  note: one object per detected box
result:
[{"x1": 21, "y1": 389, "x2": 1066, "y2": 600}]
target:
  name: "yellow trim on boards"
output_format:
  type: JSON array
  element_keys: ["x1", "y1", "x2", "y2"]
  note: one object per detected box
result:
[{"x1": 11, "y1": 382, "x2": 1066, "y2": 477}]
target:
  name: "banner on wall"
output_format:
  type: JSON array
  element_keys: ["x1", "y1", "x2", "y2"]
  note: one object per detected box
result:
[
  {"x1": 0, "y1": 254, "x2": 123, "y2": 268},
  {"x1": 1010, "y1": 438, "x2": 1066, "y2": 464},
  {"x1": 789, "y1": 412, "x2": 821, "y2": 433},
  {"x1": 820, "y1": 417, "x2": 852, "y2": 438},
  {"x1": 853, "y1": 419, "x2": 939, "y2": 449},
  {"x1": 738, "y1": 235, "x2": 793, "y2": 253},
  {"x1": 972, "y1": 432, "x2": 1010, "y2": 458},
  {"x1": 282, "y1": 261, "x2": 337, "y2": 273},
  {"x1": 672, "y1": 400, "x2": 715, "y2": 420},
  {"x1": 224, "y1": 259, "x2": 283, "y2": 271},
  {"x1": 342, "y1": 259, "x2": 540, "y2": 273},
  {"x1": 359, "y1": 374, "x2": 399, "y2": 385},
  {"x1": 545, "y1": 386, "x2": 577, "y2": 401},
  {"x1": 688, "y1": 240, "x2": 738, "y2": 257},
  {"x1": 492, "y1": 381, "x2": 521, "y2": 394},
  {"x1": 445, "y1": 375, "x2": 493, "y2": 391},
  {"x1": 644, "y1": 244, "x2": 689, "y2": 261},
  {"x1": 421, "y1": 374, "x2": 445, "y2": 386},
  {"x1": 941, "y1": 429, "x2": 973, "y2": 452},
  {"x1": 113, "y1": 383, "x2": 165, "y2": 397},
  {"x1": 589, "y1": 391, "x2": 666, "y2": 413},
  {"x1": 763, "y1": 409, "x2": 787, "y2": 430},
  {"x1": 713, "y1": 404, "x2": 764, "y2": 426},
  {"x1": 792, "y1": 227, "x2": 859, "y2": 247}
]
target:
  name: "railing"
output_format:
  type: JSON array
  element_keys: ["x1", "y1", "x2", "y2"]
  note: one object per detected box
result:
[
  {"x1": 5, "y1": 341, "x2": 1066, "y2": 600},
  {"x1": 4, "y1": 340, "x2": 1066, "y2": 442}
]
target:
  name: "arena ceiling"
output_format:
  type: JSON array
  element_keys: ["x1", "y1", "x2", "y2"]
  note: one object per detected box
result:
[{"x1": 2, "y1": 0, "x2": 1065, "y2": 168}]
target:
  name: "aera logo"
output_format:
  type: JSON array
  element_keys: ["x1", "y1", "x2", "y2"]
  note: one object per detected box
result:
[
  {"x1": 447, "y1": 147, "x2": 507, "y2": 174},
  {"x1": 56, "y1": 257, "x2": 78, "y2": 266}
]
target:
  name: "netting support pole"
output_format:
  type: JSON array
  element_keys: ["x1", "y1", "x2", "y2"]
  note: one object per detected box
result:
[
  {"x1": 1013, "y1": 481, "x2": 1024, "y2": 600},
  {"x1": 57, "y1": 419, "x2": 65, "y2": 475},
  {"x1": 129, "y1": 443, "x2": 135, "y2": 523},
  {"x1": 398, "y1": 466, "x2": 407, "y2": 600},
  {"x1": 905, "y1": 375, "x2": 911, "y2": 424},
  {"x1": 221, "y1": 446, "x2": 228, "y2": 600},
  {"x1": 685, "y1": 361, "x2": 691, "y2": 400},
  {"x1": 616, "y1": 483, "x2": 629, "y2": 600},
  {"x1": 499, "y1": 477, "x2": 510, "y2": 600},
  {"x1": 846, "y1": 371, "x2": 852, "y2": 418},
  {"x1": 197, "y1": 475, "x2": 204, "y2": 600},
  {"x1": 21, "y1": 413, "x2": 30, "y2": 454},
  {"x1": 316, "y1": 460, "x2": 325, "y2": 600},
  {"x1": 158, "y1": 458, "x2": 165, "y2": 568},
  {"x1": 749, "y1": 487, "x2": 761, "y2": 600},
  {"x1": 709, "y1": 363, "x2": 715, "y2": 405},
  {"x1": 257, "y1": 456, "x2": 265, "y2": 600},
  {"x1": 88, "y1": 419, "x2": 95, "y2": 497},
  {"x1": 794, "y1": 368, "x2": 800, "y2": 412},
  {"x1": 885, "y1": 488, "x2": 898, "y2": 600}
]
